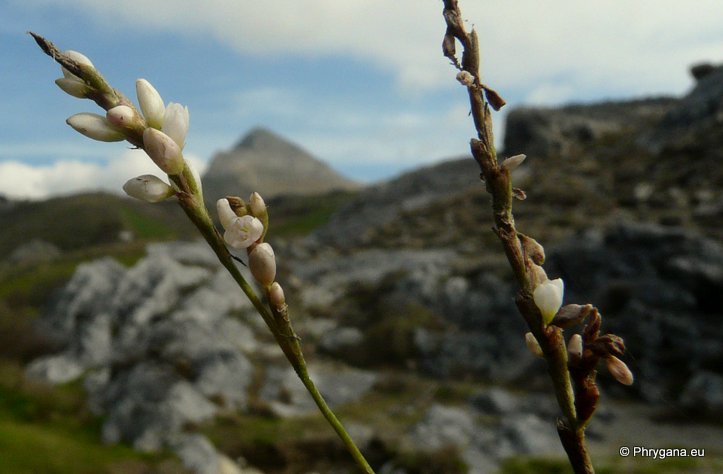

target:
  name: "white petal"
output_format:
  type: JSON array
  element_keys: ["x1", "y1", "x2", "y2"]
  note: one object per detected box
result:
[
  {"x1": 224, "y1": 215, "x2": 264, "y2": 249},
  {"x1": 136, "y1": 79, "x2": 165, "y2": 129},
  {"x1": 533, "y1": 278, "x2": 564, "y2": 325},
  {"x1": 216, "y1": 198, "x2": 237, "y2": 230},
  {"x1": 162, "y1": 102, "x2": 189, "y2": 149}
]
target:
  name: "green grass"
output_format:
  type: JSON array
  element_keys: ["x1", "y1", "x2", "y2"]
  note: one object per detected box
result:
[
  {"x1": 268, "y1": 190, "x2": 357, "y2": 237},
  {"x1": 0, "y1": 361, "x2": 184, "y2": 474}
]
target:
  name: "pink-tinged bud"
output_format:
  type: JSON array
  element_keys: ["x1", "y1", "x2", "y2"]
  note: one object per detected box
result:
[
  {"x1": 501, "y1": 154, "x2": 526, "y2": 172},
  {"x1": 568, "y1": 334, "x2": 583, "y2": 362},
  {"x1": 66, "y1": 113, "x2": 125, "y2": 142},
  {"x1": 533, "y1": 278, "x2": 564, "y2": 325},
  {"x1": 122, "y1": 175, "x2": 175, "y2": 203},
  {"x1": 162, "y1": 102, "x2": 189, "y2": 149},
  {"x1": 249, "y1": 192, "x2": 267, "y2": 218},
  {"x1": 606, "y1": 355, "x2": 634, "y2": 386},
  {"x1": 269, "y1": 281, "x2": 286, "y2": 309},
  {"x1": 249, "y1": 243, "x2": 276, "y2": 287},
  {"x1": 221, "y1": 212, "x2": 264, "y2": 249},
  {"x1": 136, "y1": 79, "x2": 165, "y2": 129},
  {"x1": 55, "y1": 77, "x2": 89, "y2": 98},
  {"x1": 525, "y1": 332, "x2": 544, "y2": 358},
  {"x1": 106, "y1": 105, "x2": 138, "y2": 128},
  {"x1": 142, "y1": 128, "x2": 185, "y2": 175}
]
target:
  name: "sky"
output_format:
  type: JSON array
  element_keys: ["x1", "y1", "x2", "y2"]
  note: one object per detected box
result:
[{"x1": 1, "y1": 0, "x2": 722, "y2": 199}]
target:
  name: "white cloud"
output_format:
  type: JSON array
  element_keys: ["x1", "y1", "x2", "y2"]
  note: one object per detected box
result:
[
  {"x1": 21, "y1": 0, "x2": 723, "y2": 98},
  {"x1": 0, "y1": 150, "x2": 206, "y2": 200}
]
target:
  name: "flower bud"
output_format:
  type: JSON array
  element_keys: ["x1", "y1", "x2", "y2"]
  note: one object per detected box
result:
[
  {"x1": 162, "y1": 102, "x2": 189, "y2": 149},
  {"x1": 551, "y1": 304, "x2": 593, "y2": 329},
  {"x1": 106, "y1": 105, "x2": 139, "y2": 129},
  {"x1": 567, "y1": 334, "x2": 583, "y2": 362},
  {"x1": 519, "y1": 233, "x2": 545, "y2": 265},
  {"x1": 269, "y1": 282, "x2": 286, "y2": 309},
  {"x1": 533, "y1": 278, "x2": 564, "y2": 325},
  {"x1": 136, "y1": 79, "x2": 165, "y2": 129},
  {"x1": 122, "y1": 175, "x2": 175, "y2": 203},
  {"x1": 55, "y1": 77, "x2": 90, "y2": 98},
  {"x1": 501, "y1": 154, "x2": 526, "y2": 172},
  {"x1": 61, "y1": 50, "x2": 94, "y2": 79},
  {"x1": 249, "y1": 243, "x2": 276, "y2": 287},
  {"x1": 249, "y1": 192, "x2": 267, "y2": 218},
  {"x1": 142, "y1": 128, "x2": 185, "y2": 175},
  {"x1": 66, "y1": 113, "x2": 125, "y2": 142},
  {"x1": 525, "y1": 332, "x2": 544, "y2": 358},
  {"x1": 64, "y1": 50, "x2": 94, "y2": 68},
  {"x1": 606, "y1": 355, "x2": 634, "y2": 386}
]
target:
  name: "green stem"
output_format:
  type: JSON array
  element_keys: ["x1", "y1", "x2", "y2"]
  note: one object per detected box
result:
[
  {"x1": 174, "y1": 186, "x2": 374, "y2": 473},
  {"x1": 295, "y1": 362, "x2": 374, "y2": 473}
]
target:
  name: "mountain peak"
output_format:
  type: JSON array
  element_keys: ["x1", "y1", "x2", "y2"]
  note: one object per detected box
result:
[
  {"x1": 234, "y1": 127, "x2": 290, "y2": 150},
  {"x1": 203, "y1": 128, "x2": 359, "y2": 200}
]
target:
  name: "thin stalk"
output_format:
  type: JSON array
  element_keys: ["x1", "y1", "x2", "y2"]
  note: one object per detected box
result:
[
  {"x1": 174, "y1": 183, "x2": 374, "y2": 473},
  {"x1": 296, "y1": 362, "x2": 375, "y2": 473}
]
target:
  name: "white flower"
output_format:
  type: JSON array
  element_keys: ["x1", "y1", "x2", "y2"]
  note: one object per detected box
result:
[
  {"x1": 142, "y1": 128, "x2": 185, "y2": 175},
  {"x1": 216, "y1": 199, "x2": 263, "y2": 249},
  {"x1": 136, "y1": 79, "x2": 165, "y2": 129},
  {"x1": 533, "y1": 278, "x2": 564, "y2": 325},
  {"x1": 122, "y1": 175, "x2": 174, "y2": 203},
  {"x1": 249, "y1": 243, "x2": 276, "y2": 287},
  {"x1": 66, "y1": 113, "x2": 125, "y2": 142},
  {"x1": 162, "y1": 102, "x2": 189, "y2": 149}
]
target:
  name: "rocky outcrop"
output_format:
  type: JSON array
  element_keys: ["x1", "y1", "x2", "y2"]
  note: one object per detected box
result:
[
  {"x1": 546, "y1": 223, "x2": 723, "y2": 407},
  {"x1": 202, "y1": 127, "x2": 358, "y2": 201},
  {"x1": 26, "y1": 241, "x2": 377, "y2": 473},
  {"x1": 503, "y1": 98, "x2": 676, "y2": 158}
]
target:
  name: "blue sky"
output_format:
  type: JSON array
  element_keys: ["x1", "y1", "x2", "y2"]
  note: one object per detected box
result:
[{"x1": 1, "y1": 0, "x2": 722, "y2": 199}]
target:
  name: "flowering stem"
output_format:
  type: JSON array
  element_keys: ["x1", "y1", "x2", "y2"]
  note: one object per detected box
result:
[
  {"x1": 442, "y1": 1, "x2": 594, "y2": 472},
  {"x1": 171, "y1": 174, "x2": 374, "y2": 473}
]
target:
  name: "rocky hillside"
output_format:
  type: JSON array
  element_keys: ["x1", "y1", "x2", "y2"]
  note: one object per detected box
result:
[
  {"x1": 315, "y1": 64, "x2": 723, "y2": 252},
  {"x1": 23, "y1": 64, "x2": 723, "y2": 473},
  {"x1": 202, "y1": 127, "x2": 359, "y2": 202}
]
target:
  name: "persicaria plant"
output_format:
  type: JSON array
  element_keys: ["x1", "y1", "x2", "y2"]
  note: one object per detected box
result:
[{"x1": 31, "y1": 1, "x2": 633, "y2": 472}]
